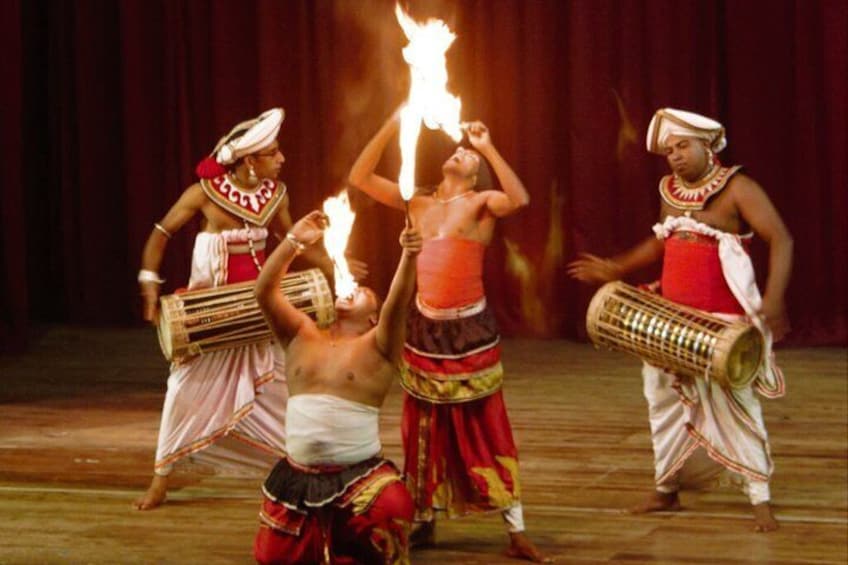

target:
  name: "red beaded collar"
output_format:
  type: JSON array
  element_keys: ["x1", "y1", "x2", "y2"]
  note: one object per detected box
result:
[
  {"x1": 659, "y1": 164, "x2": 742, "y2": 211},
  {"x1": 200, "y1": 175, "x2": 287, "y2": 226}
]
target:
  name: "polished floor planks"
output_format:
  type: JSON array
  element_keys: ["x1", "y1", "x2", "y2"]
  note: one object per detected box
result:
[{"x1": 0, "y1": 327, "x2": 845, "y2": 563}]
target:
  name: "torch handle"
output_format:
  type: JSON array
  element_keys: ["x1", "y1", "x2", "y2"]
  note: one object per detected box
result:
[{"x1": 404, "y1": 200, "x2": 411, "y2": 228}]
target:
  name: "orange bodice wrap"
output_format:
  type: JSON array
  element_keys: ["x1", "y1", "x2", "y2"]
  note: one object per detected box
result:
[
  {"x1": 417, "y1": 238, "x2": 485, "y2": 308},
  {"x1": 661, "y1": 232, "x2": 747, "y2": 315}
]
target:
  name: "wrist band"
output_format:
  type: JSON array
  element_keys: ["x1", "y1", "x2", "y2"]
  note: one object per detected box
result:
[
  {"x1": 138, "y1": 269, "x2": 165, "y2": 284},
  {"x1": 154, "y1": 223, "x2": 173, "y2": 239},
  {"x1": 285, "y1": 232, "x2": 307, "y2": 255}
]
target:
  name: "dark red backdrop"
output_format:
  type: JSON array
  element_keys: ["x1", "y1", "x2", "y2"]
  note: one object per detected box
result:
[{"x1": 1, "y1": 0, "x2": 845, "y2": 352}]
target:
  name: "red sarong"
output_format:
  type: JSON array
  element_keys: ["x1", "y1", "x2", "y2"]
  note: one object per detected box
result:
[
  {"x1": 402, "y1": 391, "x2": 520, "y2": 521},
  {"x1": 254, "y1": 458, "x2": 413, "y2": 565}
]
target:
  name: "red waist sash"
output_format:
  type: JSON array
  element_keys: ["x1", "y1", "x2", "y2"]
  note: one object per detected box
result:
[
  {"x1": 417, "y1": 238, "x2": 485, "y2": 308},
  {"x1": 227, "y1": 249, "x2": 265, "y2": 284},
  {"x1": 661, "y1": 233, "x2": 745, "y2": 315}
]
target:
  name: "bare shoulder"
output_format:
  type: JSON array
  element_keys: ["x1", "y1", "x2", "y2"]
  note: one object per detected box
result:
[
  {"x1": 183, "y1": 182, "x2": 209, "y2": 204},
  {"x1": 727, "y1": 172, "x2": 765, "y2": 197}
]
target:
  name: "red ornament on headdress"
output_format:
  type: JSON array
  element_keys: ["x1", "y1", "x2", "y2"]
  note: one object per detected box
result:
[{"x1": 195, "y1": 156, "x2": 227, "y2": 179}]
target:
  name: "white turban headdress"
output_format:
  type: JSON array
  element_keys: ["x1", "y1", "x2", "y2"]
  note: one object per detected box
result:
[
  {"x1": 646, "y1": 108, "x2": 726, "y2": 155},
  {"x1": 213, "y1": 107, "x2": 284, "y2": 165}
]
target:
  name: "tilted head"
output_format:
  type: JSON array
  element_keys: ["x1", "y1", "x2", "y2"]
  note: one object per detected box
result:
[
  {"x1": 334, "y1": 287, "x2": 382, "y2": 333},
  {"x1": 646, "y1": 108, "x2": 726, "y2": 181},
  {"x1": 441, "y1": 146, "x2": 493, "y2": 190}
]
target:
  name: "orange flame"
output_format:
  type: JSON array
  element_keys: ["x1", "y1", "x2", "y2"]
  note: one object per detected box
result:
[
  {"x1": 395, "y1": 3, "x2": 463, "y2": 201},
  {"x1": 322, "y1": 190, "x2": 358, "y2": 300}
]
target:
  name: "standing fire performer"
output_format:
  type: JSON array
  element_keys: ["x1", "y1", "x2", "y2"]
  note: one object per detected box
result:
[
  {"x1": 349, "y1": 112, "x2": 547, "y2": 562},
  {"x1": 569, "y1": 108, "x2": 792, "y2": 532},
  {"x1": 134, "y1": 108, "x2": 337, "y2": 510}
]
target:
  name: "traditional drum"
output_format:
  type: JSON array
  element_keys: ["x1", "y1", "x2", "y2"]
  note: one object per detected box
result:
[
  {"x1": 586, "y1": 281, "x2": 763, "y2": 389},
  {"x1": 157, "y1": 268, "x2": 334, "y2": 362}
]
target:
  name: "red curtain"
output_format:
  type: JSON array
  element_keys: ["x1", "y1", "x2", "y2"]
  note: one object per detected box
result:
[{"x1": 2, "y1": 0, "x2": 845, "y2": 351}]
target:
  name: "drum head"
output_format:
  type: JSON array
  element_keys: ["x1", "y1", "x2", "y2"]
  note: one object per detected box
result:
[{"x1": 724, "y1": 326, "x2": 764, "y2": 388}]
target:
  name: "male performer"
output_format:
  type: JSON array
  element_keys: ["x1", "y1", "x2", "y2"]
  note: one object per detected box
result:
[
  {"x1": 252, "y1": 211, "x2": 420, "y2": 564},
  {"x1": 134, "y1": 108, "x2": 333, "y2": 510},
  {"x1": 349, "y1": 112, "x2": 547, "y2": 562},
  {"x1": 569, "y1": 108, "x2": 793, "y2": 532}
]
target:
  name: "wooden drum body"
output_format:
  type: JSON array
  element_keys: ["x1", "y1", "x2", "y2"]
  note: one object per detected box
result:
[
  {"x1": 586, "y1": 281, "x2": 763, "y2": 389},
  {"x1": 157, "y1": 268, "x2": 335, "y2": 362}
]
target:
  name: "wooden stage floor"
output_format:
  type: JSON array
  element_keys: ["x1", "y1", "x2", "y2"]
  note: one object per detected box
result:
[{"x1": 0, "y1": 326, "x2": 845, "y2": 564}]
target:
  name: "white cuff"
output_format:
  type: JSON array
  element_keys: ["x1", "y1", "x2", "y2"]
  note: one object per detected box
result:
[
  {"x1": 285, "y1": 232, "x2": 307, "y2": 255},
  {"x1": 502, "y1": 503, "x2": 525, "y2": 533},
  {"x1": 138, "y1": 269, "x2": 165, "y2": 284}
]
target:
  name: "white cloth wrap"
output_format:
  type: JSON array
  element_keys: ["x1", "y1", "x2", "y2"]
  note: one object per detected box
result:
[
  {"x1": 652, "y1": 215, "x2": 785, "y2": 397},
  {"x1": 155, "y1": 228, "x2": 286, "y2": 476},
  {"x1": 642, "y1": 362, "x2": 772, "y2": 505},
  {"x1": 285, "y1": 394, "x2": 382, "y2": 466},
  {"x1": 188, "y1": 227, "x2": 268, "y2": 290},
  {"x1": 646, "y1": 107, "x2": 727, "y2": 154}
]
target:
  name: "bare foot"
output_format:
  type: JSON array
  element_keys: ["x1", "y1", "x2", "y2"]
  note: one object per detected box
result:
[
  {"x1": 752, "y1": 502, "x2": 779, "y2": 532},
  {"x1": 628, "y1": 490, "x2": 681, "y2": 514},
  {"x1": 409, "y1": 520, "x2": 436, "y2": 548},
  {"x1": 506, "y1": 532, "x2": 551, "y2": 563},
  {"x1": 133, "y1": 474, "x2": 168, "y2": 510}
]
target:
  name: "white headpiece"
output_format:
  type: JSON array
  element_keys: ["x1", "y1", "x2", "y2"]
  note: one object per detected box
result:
[
  {"x1": 646, "y1": 108, "x2": 726, "y2": 155},
  {"x1": 213, "y1": 107, "x2": 284, "y2": 165}
]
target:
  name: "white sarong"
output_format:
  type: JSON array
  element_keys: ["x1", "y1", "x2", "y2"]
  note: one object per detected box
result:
[{"x1": 154, "y1": 228, "x2": 287, "y2": 476}]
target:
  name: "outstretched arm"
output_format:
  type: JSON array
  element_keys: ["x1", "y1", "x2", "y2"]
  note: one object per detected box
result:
[
  {"x1": 256, "y1": 211, "x2": 328, "y2": 343},
  {"x1": 733, "y1": 175, "x2": 793, "y2": 340},
  {"x1": 139, "y1": 183, "x2": 207, "y2": 323},
  {"x1": 465, "y1": 121, "x2": 530, "y2": 218},
  {"x1": 375, "y1": 225, "x2": 422, "y2": 362},
  {"x1": 567, "y1": 236, "x2": 664, "y2": 284},
  {"x1": 348, "y1": 109, "x2": 407, "y2": 210}
]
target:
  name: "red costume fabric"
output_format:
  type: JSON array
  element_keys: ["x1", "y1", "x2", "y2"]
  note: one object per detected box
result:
[
  {"x1": 254, "y1": 457, "x2": 413, "y2": 565},
  {"x1": 401, "y1": 237, "x2": 521, "y2": 521},
  {"x1": 416, "y1": 237, "x2": 485, "y2": 308},
  {"x1": 661, "y1": 232, "x2": 749, "y2": 314}
]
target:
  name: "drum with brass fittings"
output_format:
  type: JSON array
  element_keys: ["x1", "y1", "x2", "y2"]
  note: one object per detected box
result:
[
  {"x1": 157, "y1": 268, "x2": 335, "y2": 362},
  {"x1": 586, "y1": 281, "x2": 763, "y2": 389}
]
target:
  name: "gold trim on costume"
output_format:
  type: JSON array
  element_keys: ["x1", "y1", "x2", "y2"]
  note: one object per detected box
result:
[
  {"x1": 400, "y1": 363, "x2": 503, "y2": 403},
  {"x1": 470, "y1": 455, "x2": 521, "y2": 509},
  {"x1": 200, "y1": 175, "x2": 287, "y2": 226},
  {"x1": 659, "y1": 165, "x2": 742, "y2": 211}
]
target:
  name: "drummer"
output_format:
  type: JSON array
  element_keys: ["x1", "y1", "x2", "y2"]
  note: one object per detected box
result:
[
  {"x1": 568, "y1": 108, "x2": 793, "y2": 532},
  {"x1": 134, "y1": 108, "x2": 364, "y2": 510}
]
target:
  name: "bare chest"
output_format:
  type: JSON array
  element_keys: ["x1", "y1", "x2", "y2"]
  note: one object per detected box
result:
[
  {"x1": 664, "y1": 191, "x2": 743, "y2": 234},
  {"x1": 413, "y1": 196, "x2": 493, "y2": 241}
]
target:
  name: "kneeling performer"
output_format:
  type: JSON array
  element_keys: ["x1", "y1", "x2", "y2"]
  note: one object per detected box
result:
[{"x1": 253, "y1": 210, "x2": 421, "y2": 564}]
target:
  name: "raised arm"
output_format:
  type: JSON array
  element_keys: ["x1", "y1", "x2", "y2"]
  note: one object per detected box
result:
[
  {"x1": 268, "y1": 195, "x2": 336, "y2": 280},
  {"x1": 465, "y1": 121, "x2": 530, "y2": 218},
  {"x1": 732, "y1": 175, "x2": 794, "y2": 340},
  {"x1": 256, "y1": 211, "x2": 328, "y2": 343},
  {"x1": 375, "y1": 225, "x2": 422, "y2": 362},
  {"x1": 348, "y1": 110, "x2": 407, "y2": 210},
  {"x1": 139, "y1": 183, "x2": 207, "y2": 323}
]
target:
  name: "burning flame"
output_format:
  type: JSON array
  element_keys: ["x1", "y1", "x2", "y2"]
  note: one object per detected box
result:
[
  {"x1": 395, "y1": 3, "x2": 463, "y2": 201},
  {"x1": 322, "y1": 190, "x2": 358, "y2": 300}
]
